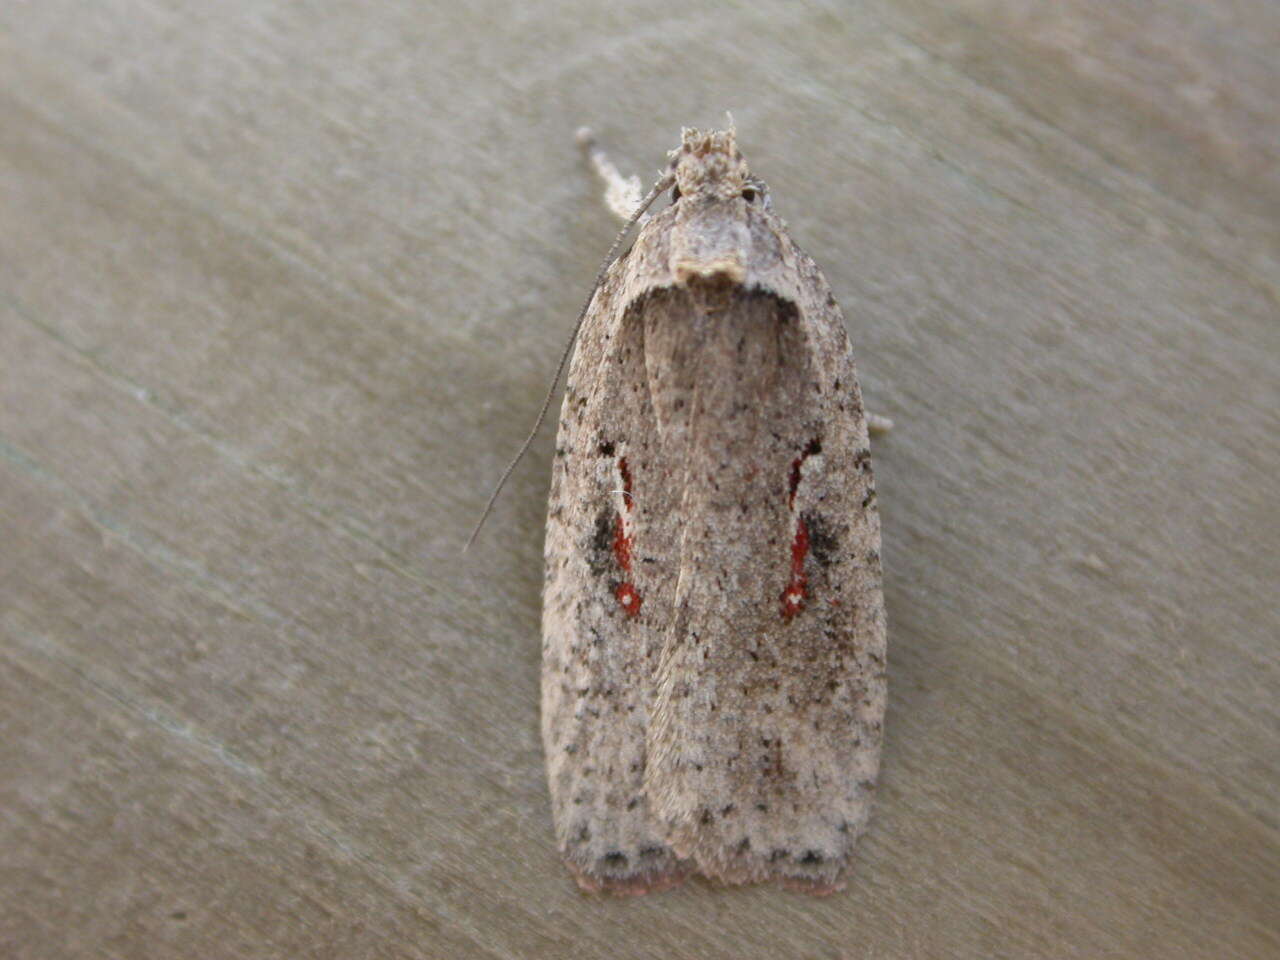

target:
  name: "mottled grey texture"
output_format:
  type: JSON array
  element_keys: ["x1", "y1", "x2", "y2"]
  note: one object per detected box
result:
[{"x1": 543, "y1": 130, "x2": 885, "y2": 893}]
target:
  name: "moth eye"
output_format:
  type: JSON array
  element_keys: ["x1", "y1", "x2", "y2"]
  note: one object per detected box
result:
[
  {"x1": 741, "y1": 188, "x2": 757, "y2": 202},
  {"x1": 670, "y1": 185, "x2": 682, "y2": 203}
]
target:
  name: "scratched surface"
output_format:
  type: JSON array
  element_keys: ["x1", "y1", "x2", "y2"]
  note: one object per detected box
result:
[{"x1": 1, "y1": 3, "x2": 1276, "y2": 958}]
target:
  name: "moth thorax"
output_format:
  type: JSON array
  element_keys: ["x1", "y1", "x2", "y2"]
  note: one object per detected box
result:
[
  {"x1": 672, "y1": 127, "x2": 750, "y2": 201},
  {"x1": 670, "y1": 198, "x2": 750, "y2": 285}
]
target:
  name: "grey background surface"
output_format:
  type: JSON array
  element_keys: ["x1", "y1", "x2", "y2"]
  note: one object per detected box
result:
[{"x1": 1, "y1": 2, "x2": 1276, "y2": 958}]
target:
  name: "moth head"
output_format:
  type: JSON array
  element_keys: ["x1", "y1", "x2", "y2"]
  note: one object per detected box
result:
[
  {"x1": 665, "y1": 127, "x2": 772, "y2": 285},
  {"x1": 668, "y1": 127, "x2": 764, "y2": 205}
]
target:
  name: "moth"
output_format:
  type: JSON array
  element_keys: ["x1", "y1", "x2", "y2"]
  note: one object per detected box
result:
[{"x1": 542, "y1": 126, "x2": 887, "y2": 894}]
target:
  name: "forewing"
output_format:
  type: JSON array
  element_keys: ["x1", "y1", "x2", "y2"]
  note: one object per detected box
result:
[
  {"x1": 541, "y1": 265, "x2": 686, "y2": 893},
  {"x1": 642, "y1": 278, "x2": 887, "y2": 892}
]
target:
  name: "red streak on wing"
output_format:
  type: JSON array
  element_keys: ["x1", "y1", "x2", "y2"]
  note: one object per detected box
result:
[
  {"x1": 791, "y1": 518, "x2": 810, "y2": 575},
  {"x1": 611, "y1": 464, "x2": 641, "y2": 616},
  {"x1": 781, "y1": 439, "x2": 822, "y2": 616},
  {"x1": 780, "y1": 517, "x2": 809, "y2": 620},
  {"x1": 612, "y1": 512, "x2": 632, "y2": 572}
]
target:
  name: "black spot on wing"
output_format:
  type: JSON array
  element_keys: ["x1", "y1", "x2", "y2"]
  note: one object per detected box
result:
[
  {"x1": 589, "y1": 508, "x2": 614, "y2": 576},
  {"x1": 801, "y1": 511, "x2": 840, "y2": 567}
]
